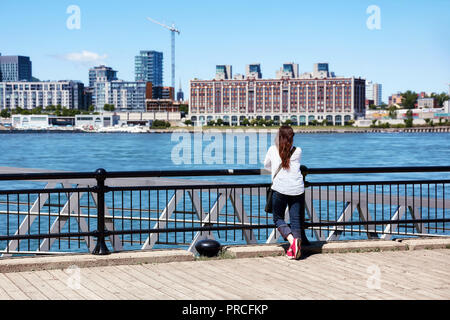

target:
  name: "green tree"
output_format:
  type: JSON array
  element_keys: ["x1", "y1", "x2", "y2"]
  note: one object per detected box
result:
[
  {"x1": 388, "y1": 106, "x2": 398, "y2": 119},
  {"x1": 179, "y1": 104, "x2": 189, "y2": 113},
  {"x1": 13, "y1": 107, "x2": 31, "y2": 115},
  {"x1": 12, "y1": 107, "x2": 23, "y2": 115},
  {"x1": 400, "y1": 91, "x2": 418, "y2": 109},
  {"x1": 152, "y1": 120, "x2": 171, "y2": 128},
  {"x1": 184, "y1": 119, "x2": 193, "y2": 126},
  {"x1": 216, "y1": 118, "x2": 224, "y2": 126},
  {"x1": 346, "y1": 119, "x2": 355, "y2": 126},
  {"x1": 430, "y1": 92, "x2": 450, "y2": 107},
  {"x1": 207, "y1": 120, "x2": 216, "y2": 126},
  {"x1": 241, "y1": 118, "x2": 250, "y2": 126},
  {"x1": 88, "y1": 105, "x2": 95, "y2": 113},
  {"x1": 404, "y1": 110, "x2": 414, "y2": 127},
  {"x1": 31, "y1": 107, "x2": 43, "y2": 115},
  {"x1": 103, "y1": 104, "x2": 115, "y2": 112},
  {"x1": 0, "y1": 109, "x2": 11, "y2": 118}
]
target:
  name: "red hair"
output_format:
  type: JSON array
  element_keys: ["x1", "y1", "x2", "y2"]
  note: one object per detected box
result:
[{"x1": 278, "y1": 126, "x2": 294, "y2": 169}]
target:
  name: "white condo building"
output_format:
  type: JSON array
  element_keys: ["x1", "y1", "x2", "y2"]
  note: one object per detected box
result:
[
  {"x1": 366, "y1": 81, "x2": 383, "y2": 106},
  {"x1": 0, "y1": 81, "x2": 84, "y2": 110}
]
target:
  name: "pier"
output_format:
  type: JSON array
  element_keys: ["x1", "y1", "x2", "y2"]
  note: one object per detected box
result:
[{"x1": 0, "y1": 239, "x2": 448, "y2": 300}]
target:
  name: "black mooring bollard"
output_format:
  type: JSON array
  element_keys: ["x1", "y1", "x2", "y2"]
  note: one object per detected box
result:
[{"x1": 195, "y1": 239, "x2": 221, "y2": 257}]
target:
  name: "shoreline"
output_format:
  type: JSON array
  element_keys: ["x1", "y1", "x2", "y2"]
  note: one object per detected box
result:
[{"x1": 0, "y1": 126, "x2": 450, "y2": 134}]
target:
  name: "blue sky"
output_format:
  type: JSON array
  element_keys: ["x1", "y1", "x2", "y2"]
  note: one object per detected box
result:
[{"x1": 1, "y1": 0, "x2": 449, "y2": 102}]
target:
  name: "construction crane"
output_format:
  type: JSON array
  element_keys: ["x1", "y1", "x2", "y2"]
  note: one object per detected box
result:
[{"x1": 146, "y1": 17, "x2": 180, "y2": 91}]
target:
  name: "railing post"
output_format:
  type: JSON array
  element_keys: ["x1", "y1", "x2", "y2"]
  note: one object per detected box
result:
[
  {"x1": 300, "y1": 165, "x2": 310, "y2": 245},
  {"x1": 92, "y1": 168, "x2": 110, "y2": 255}
]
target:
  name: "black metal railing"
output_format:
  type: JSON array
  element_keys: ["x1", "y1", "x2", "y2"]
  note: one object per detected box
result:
[{"x1": 0, "y1": 166, "x2": 449, "y2": 257}]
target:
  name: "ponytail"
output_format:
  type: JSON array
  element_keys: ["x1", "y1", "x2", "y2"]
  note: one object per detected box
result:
[{"x1": 278, "y1": 126, "x2": 294, "y2": 169}]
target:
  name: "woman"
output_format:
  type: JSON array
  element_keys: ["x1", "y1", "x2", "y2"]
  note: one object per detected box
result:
[{"x1": 264, "y1": 125, "x2": 304, "y2": 260}]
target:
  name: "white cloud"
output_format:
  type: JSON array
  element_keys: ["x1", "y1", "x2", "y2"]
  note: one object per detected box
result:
[{"x1": 53, "y1": 50, "x2": 108, "y2": 65}]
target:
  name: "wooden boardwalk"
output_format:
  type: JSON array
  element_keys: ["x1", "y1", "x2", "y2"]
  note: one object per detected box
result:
[{"x1": 0, "y1": 249, "x2": 448, "y2": 300}]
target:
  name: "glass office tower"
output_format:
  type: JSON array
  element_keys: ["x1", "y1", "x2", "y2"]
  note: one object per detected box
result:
[
  {"x1": 0, "y1": 55, "x2": 32, "y2": 82},
  {"x1": 89, "y1": 65, "x2": 118, "y2": 88},
  {"x1": 135, "y1": 51, "x2": 163, "y2": 87}
]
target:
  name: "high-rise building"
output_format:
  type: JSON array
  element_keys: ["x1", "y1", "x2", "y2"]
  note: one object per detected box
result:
[
  {"x1": 0, "y1": 81, "x2": 85, "y2": 110},
  {"x1": 89, "y1": 65, "x2": 118, "y2": 88},
  {"x1": 246, "y1": 64, "x2": 262, "y2": 79},
  {"x1": 93, "y1": 80, "x2": 151, "y2": 112},
  {"x1": 276, "y1": 63, "x2": 299, "y2": 79},
  {"x1": 311, "y1": 63, "x2": 330, "y2": 78},
  {"x1": 215, "y1": 65, "x2": 232, "y2": 80},
  {"x1": 298, "y1": 63, "x2": 335, "y2": 79},
  {"x1": 189, "y1": 64, "x2": 365, "y2": 126},
  {"x1": 315, "y1": 63, "x2": 329, "y2": 73},
  {"x1": 150, "y1": 85, "x2": 174, "y2": 100},
  {"x1": 177, "y1": 88, "x2": 184, "y2": 102},
  {"x1": 0, "y1": 54, "x2": 32, "y2": 82},
  {"x1": 366, "y1": 81, "x2": 382, "y2": 106},
  {"x1": 135, "y1": 50, "x2": 163, "y2": 86}
]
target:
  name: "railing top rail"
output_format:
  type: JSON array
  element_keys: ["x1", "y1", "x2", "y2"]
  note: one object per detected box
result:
[
  {"x1": 0, "y1": 166, "x2": 449, "y2": 181},
  {"x1": 303, "y1": 166, "x2": 450, "y2": 175},
  {"x1": 0, "y1": 169, "x2": 267, "y2": 181}
]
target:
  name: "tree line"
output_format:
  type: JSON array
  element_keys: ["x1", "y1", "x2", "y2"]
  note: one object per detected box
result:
[{"x1": 0, "y1": 104, "x2": 120, "y2": 118}]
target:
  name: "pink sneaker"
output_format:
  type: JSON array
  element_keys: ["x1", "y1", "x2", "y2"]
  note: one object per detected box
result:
[
  {"x1": 290, "y1": 238, "x2": 302, "y2": 260},
  {"x1": 286, "y1": 248, "x2": 294, "y2": 259}
]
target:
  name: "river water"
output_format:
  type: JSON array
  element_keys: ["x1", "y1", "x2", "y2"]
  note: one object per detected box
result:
[{"x1": 1, "y1": 131, "x2": 449, "y2": 178}]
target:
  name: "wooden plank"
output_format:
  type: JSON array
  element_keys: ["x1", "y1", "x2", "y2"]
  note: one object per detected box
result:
[
  {"x1": 115, "y1": 264, "x2": 183, "y2": 300},
  {"x1": 108, "y1": 265, "x2": 177, "y2": 300},
  {"x1": 65, "y1": 267, "x2": 123, "y2": 300},
  {"x1": 82, "y1": 267, "x2": 140, "y2": 299},
  {"x1": 34, "y1": 270, "x2": 85, "y2": 300},
  {"x1": 261, "y1": 256, "x2": 366, "y2": 299},
  {"x1": 229, "y1": 258, "x2": 307, "y2": 300},
  {"x1": 198, "y1": 260, "x2": 272, "y2": 299},
  {"x1": 134, "y1": 264, "x2": 206, "y2": 299},
  {"x1": 0, "y1": 273, "x2": 30, "y2": 300},
  {"x1": 164, "y1": 262, "x2": 242, "y2": 300},
  {"x1": 46, "y1": 269, "x2": 102, "y2": 300},
  {"x1": 0, "y1": 285, "x2": 12, "y2": 300},
  {"x1": 324, "y1": 251, "x2": 447, "y2": 299},
  {"x1": 20, "y1": 271, "x2": 66, "y2": 300},
  {"x1": 4, "y1": 273, "x2": 48, "y2": 300}
]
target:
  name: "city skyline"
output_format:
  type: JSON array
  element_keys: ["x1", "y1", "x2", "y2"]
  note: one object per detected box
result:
[{"x1": 1, "y1": 0, "x2": 449, "y2": 103}]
